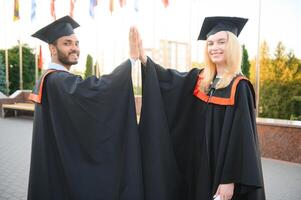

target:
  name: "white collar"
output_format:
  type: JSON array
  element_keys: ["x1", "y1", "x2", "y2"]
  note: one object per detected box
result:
[{"x1": 48, "y1": 63, "x2": 69, "y2": 72}]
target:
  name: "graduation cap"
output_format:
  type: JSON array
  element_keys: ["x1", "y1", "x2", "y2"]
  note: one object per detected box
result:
[
  {"x1": 197, "y1": 16, "x2": 248, "y2": 40},
  {"x1": 32, "y1": 15, "x2": 80, "y2": 44}
]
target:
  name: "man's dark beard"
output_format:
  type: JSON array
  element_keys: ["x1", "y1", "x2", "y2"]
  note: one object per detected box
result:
[{"x1": 56, "y1": 47, "x2": 79, "y2": 66}]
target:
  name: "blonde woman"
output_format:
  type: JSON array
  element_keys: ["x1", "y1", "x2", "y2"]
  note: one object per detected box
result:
[{"x1": 130, "y1": 17, "x2": 266, "y2": 200}]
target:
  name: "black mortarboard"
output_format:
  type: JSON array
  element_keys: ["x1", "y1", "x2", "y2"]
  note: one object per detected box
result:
[
  {"x1": 32, "y1": 15, "x2": 80, "y2": 44},
  {"x1": 197, "y1": 16, "x2": 248, "y2": 40}
]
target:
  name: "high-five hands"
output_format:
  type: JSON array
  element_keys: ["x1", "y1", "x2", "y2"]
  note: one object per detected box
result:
[
  {"x1": 129, "y1": 27, "x2": 139, "y2": 60},
  {"x1": 129, "y1": 26, "x2": 147, "y2": 65}
]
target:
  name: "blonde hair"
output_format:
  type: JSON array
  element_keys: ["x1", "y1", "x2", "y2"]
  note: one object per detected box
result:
[{"x1": 200, "y1": 31, "x2": 242, "y2": 92}]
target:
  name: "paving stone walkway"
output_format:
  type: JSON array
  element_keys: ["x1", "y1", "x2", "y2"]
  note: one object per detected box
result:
[{"x1": 0, "y1": 117, "x2": 300, "y2": 200}]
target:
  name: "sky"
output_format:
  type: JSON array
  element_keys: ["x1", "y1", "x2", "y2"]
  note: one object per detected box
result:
[{"x1": 0, "y1": 0, "x2": 300, "y2": 73}]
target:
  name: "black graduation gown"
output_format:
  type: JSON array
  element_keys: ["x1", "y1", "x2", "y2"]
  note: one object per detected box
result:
[
  {"x1": 27, "y1": 60, "x2": 144, "y2": 200},
  {"x1": 140, "y1": 58, "x2": 266, "y2": 200}
]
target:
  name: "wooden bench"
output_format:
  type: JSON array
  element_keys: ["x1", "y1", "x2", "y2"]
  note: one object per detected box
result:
[{"x1": 1, "y1": 103, "x2": 35, "y2": 118}]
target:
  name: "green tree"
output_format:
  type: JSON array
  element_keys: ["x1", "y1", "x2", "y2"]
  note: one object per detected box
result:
[
  {"x1": 290, "y1": 96, "x2": 301, "y2": 120},
  {"x1": 248, "y1": 41, "x2": 301, "y2": 119},
  {"x1": 259, "y1": 41, "x2": 273, "y2": 85},
  {"x1": 273, "y1": 42, "x2": 287, "y2": 81},
  {"x1": 261, "y1": 42, "x2": 287, "y2": 118},
  {"x1": 285, "y1": 51, "x2": 300, "y2": 81},
  {"x1": 250, "y1": 41, "x2": 272, "y2": 89},
  {"x1": 249, "y1": 58, "x2": 256, "y2": 85},
  {"x1": 22, "y1": 45, "x2": 36, "y2": 91},
  {"x1": 259, "y1": 42, "x2": 301, "y2": 119},
  {"x1": 0, "y1": 44, "x2": 35, "y2": 94},
  {"x1": 256, "y1": 41, "x2": 272, "y2": 117},
  {"x1": 241, "y1": 44, "x2": 250, "y2": 78},
  {"x1": 84, "y1": 54, "x2": 93, "y2": 78},
  {"x1": 0, "y1": 54, "x2": 9, "y2": 95},
  {"x1": 285, "y1": 52, "x2": 301, "y2": 119}
]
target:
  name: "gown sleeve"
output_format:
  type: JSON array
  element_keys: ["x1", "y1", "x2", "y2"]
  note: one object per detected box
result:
[
  {"x1": 28, "y1": 60, "x2": 144, "y2": 200},
  {"x1": 139, "y1": 57, "x2": 202, "y2": 200},
  {"x1": 44, "y1": 60, "x2": 135, "y2": 162},
  {"x1": 141, "y1": 57, "x2": 200, "y2": 127}
]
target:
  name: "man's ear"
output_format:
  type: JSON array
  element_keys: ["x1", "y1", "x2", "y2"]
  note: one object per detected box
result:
[{"x1": 49, "y1": 44, "x2": 56, "y2": 56}]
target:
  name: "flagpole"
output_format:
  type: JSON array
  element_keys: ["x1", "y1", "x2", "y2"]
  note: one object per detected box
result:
[
  {"x1": 18, "y1": 39, "x2": 23, "y2": 90},
  {"x1": 5, "y1": 50, "x2": 9, "y2": 95},
  {"x1": 34, "y1": 40, "x2": 39, "y2": 83},
  {"x1": 188, "y1": 0, "x2": 192, "y2": 70},
  {"x1": 153, "y1": 0, "x2": 156, "y2": 50},
  {"x1": 89, "y1": 0, "x2": 96, "y2": 76},
  {"x1": 3, "y1": 0, "x2": 9, "y2": 95},
  {"x1": 94, "y1": 12, "x2": 98, "y2": 77},
  {"x1": 19, "y1": 18, "x2": 23, "y2": 90},
  {"x1": 255, "y1": 0, "x2": 262, "y2": 117},
  {"x1": 35, "y1": 45, "x2": 38, "y2": 82},
  {"x1": 14, "y1": 0, "x2": 23, "y2": 90},
  {"x1": 31, "y1": 0, "x2": 38, "y2": 81}
]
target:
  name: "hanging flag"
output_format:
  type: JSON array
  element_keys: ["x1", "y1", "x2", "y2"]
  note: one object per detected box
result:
[
  {"x1": 162, "y1": 0, "x2": 169, "y2": 8},
  {"x1": 89, "y1": 0, "x2": 97, "y2": 18},
  {"x1": 109, "y1": 0, "x2": 114, "y2": 14},
  {"x1": 70, "y1": 0, "x2": 76, "y2": 18},
  {"x1": 119, "y1": 0, "x2": 126, "y2": 8},
  {"x1": 38, "y1": 45, "x2": 43, "y2": 70},
  {"x1": 13, "y1": 0, "x2": 20, "y2": 21},
  {"x1": 31, "y1": 0, "x2": 36, "y2": 22},
  {"x1": 50, "y1": 0, "x2": 56, "y2": 20}
]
